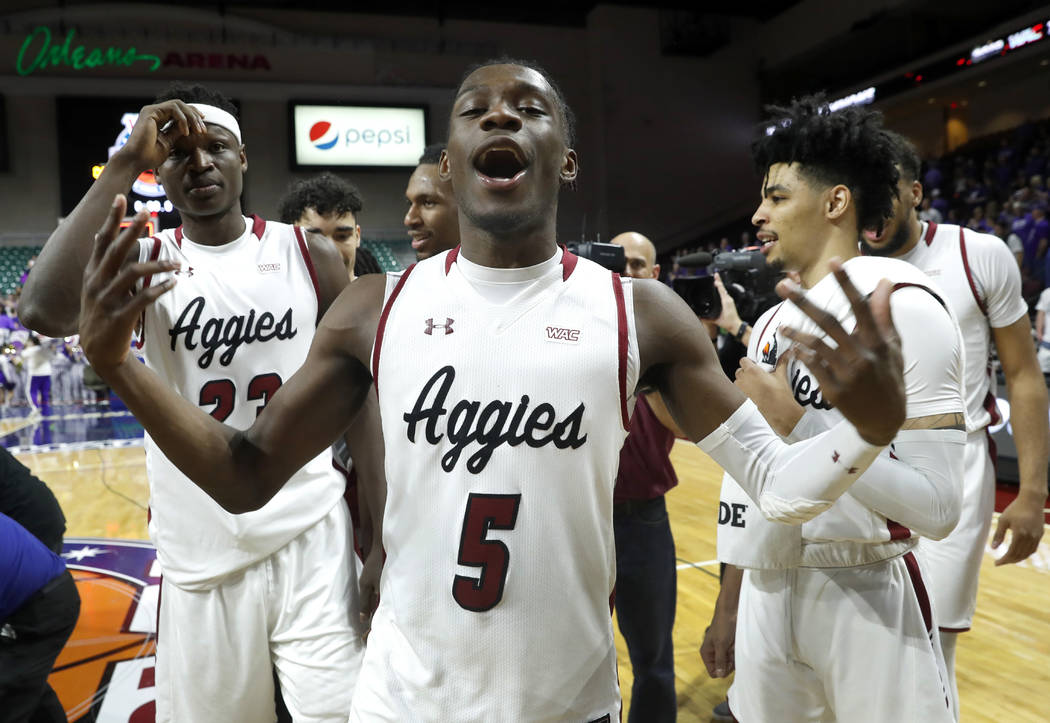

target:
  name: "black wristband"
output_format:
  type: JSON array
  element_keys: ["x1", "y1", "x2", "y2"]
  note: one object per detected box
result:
[{"x1": 734, "y1": 321, "x2": 749, "y2": 341}]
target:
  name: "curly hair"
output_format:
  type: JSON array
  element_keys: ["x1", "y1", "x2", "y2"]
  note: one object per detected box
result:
[
  {"x1": 455, "y1": 57, "x2": 576, "y2": 147},
  {"x1": 885, "y1": 130, "x2": 922, "y2": 183},
  {"x1": 277, "y1": 172, "x2": 364, "y2": 225},
  {"x1": 353, "y1": 247, "x2": 384, "y2": 276},
  {"x1": 154, "y1": 82, "x2": 238, "y2": 117},
  {"x1": 752, "y1": 95, "x2": 899, "y2": 235}
]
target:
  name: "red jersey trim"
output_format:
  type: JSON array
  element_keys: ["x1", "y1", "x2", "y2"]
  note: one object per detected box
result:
[
  {"x1": 890, "y1": 281, "x2": 948, "y2": 312},
  {"x1": 758, "y1": 304, "x2": 784, "y2": 350},
  {"x1": 886, "y1": 519, "x2": 912, "y2": 540},
  {"x1": 957, "y1": 226, "x2": 988, "y2": 317},
  {"x1": 924, "y1": 221, "x2": 938, "y2": 245},
  {"x1": 560, "y1": 245, "x2": 579, "y2": 281},
  {"x1": 611, "y1": 273, "x2": 630, "y2": 432},
  {"x1": 443, "y1": 244, "x2": 579, "y2": 281},
  {"x1": 134, "y1": 236, "x2": 163, "y2": 350},
  {"x1": 445, "y1": 246, "x2": 460, "y2": 274},
  {"x1": 903, "y1": 550, "x2": 933, "y2": 633},
  {"x1": 173, "y1": 226, "x2": 183, "y2": 249},
  {"x1": 293, "y1": 226, "x2": 322, "y2": 309},
  {"x1": 372, "y1": 265, "x2": 417, "y2": 398},
  {"x1": 250, "y1": 214, "x2": 266, "y2": 239}
]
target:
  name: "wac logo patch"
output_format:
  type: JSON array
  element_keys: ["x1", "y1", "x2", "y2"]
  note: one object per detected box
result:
[{"x1": 545, "y1": 326, "x2": 580, "y2": 344}]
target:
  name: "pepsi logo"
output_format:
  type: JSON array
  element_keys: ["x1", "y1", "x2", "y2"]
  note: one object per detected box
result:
[{"x1": 309, "y1": 121, "x2": 339, "y2": 150}]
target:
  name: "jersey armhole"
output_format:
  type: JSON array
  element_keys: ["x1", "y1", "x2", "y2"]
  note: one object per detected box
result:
[
  {"x1": 134, "y1": 236, "x2": 163, "y2": 350},
  {"x1": 371, "y1": 266, "x2": 416, "y2": 400}
]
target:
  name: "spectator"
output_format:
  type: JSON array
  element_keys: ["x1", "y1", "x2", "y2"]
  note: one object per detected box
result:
[
  {"x1": 21, "y1": 337, "x2": 52, "y2": 409},
  {"x1": 918, "y1": 197, "x2": 943, "y2": 224}
]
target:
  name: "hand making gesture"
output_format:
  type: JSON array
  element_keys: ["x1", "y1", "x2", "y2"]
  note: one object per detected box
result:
[
  {"x1": 776, "y1": 258, "x2": 906, "y2": 446},
  {"x1": 78, "y1": 195, "x2": 178, "y2": 372}
]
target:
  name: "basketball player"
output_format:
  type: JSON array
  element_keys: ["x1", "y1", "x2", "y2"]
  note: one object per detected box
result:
[
  {"x1": 19, "y1": 84, "x2": 369, "y2": 722},
  {"x1": 278, "y1": 172, "x2": 364, "y2": 279},
  {"x1": 863, "y1": 133, "x2": 1048, "y2": 716},
  {"x1": 705, "y1": 97, "x2": 968, "y2": 722},
  {"x1": 80, "y1": 62, "x2": 922, "y2": 720},
  {"x1": 404, "y1": 143, "x2": 460, "y2": 260}
]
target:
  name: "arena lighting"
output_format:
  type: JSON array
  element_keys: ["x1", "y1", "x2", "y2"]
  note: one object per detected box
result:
[
  {"x1": 970, "y1": 39, "x2": 1005, "y2": 63},
  {"x1": 826, "y1": 86, "x2": 875, "y2": 112}
]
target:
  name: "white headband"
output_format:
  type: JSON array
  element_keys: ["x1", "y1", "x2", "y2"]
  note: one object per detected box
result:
[{"x1": 189, "y1": 103, "x2": 242, "y2": 144}]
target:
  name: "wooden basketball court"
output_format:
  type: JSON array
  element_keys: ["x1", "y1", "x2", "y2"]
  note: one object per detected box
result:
[{"x1": 14, "y1": 437, "x2": 1050, "y2": 721}]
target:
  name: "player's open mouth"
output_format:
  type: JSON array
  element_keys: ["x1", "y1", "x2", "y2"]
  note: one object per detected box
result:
[
  {"x1": 474, "y1": 143, "x2": 528, "y2": 190},
  {"x1": 862, "y1": 227, "x2": 886, "y2": 243},
  {"x1": 756, "y1": 233, "x2": 777, "y2": 255}
]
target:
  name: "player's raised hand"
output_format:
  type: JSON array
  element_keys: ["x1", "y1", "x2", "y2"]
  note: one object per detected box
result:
[
  {"x1": 79, "y1": 194, "x2": 179, "y2": 371},
  {"x1": 113, "y1": 100, "x2": 207, "y2": 171},
  {"x1": 777, "y1": 258, "x2": 905, "y2": 446}
]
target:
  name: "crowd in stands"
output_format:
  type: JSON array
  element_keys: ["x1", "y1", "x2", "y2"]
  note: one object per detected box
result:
[
  {"x1": 665, "y1": 115, "x2": 1050, "y2": 310},
  {"x1": 0, "y1": 263, "x2": 107, "y2": 411}
]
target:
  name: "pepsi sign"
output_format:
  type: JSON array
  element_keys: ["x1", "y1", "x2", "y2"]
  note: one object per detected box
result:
[{"x1": 291, "y1": 103, "x2": 426, "y2": 168}]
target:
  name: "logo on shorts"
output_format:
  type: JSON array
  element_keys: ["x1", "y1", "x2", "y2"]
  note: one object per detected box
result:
[
  {"x1": 424, "y1": 317, "x2": 454, "y2": 335},
  {"x1": 309, "y1": 121, "x2": 339, "y2": 150},
  {"x1": 545, "y1": 326, "x2": 580, "y2": 344}
]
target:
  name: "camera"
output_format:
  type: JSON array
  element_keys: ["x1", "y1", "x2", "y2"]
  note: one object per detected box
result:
[
  {"x1": 565, "y1": 242, "x2": 626, "y2": 274},
  {"x1": 672, "y1": 249, "x2": 780, "y2": 321}
]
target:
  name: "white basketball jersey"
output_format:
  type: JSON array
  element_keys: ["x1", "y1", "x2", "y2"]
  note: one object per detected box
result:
[
  {"x1": 135, "y1": 217, "x2": 344, "y2": 589},
  {"x1": 362, "y1": 247, "x2": 637, "y2": 721},
  {"x1": 718, "y1": 256, "x2": 964, "y2": 567},
  {"x1": 892, "y1": 222, "x2": 1027, "y2": 431}
]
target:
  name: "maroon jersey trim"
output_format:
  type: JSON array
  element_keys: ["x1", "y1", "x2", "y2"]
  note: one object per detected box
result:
[
  {"x1": 134, "y1": 236, "x2": 163, "y2": 350},
  {"x1": 611, "y1": 273, "x2": 630, "y2": 431},
  {"x1": 923, "y1": 221, "x2": 938, "y2": 245},
  {"x1": 250, "y1": 214, "x2": 266, "y2": 240},
  {"x1": 560, "y1": 245, "x2": 579, "y2": 281},
  {"x1": 903, "y1": 550, "x2": 933, "y2": 633},
  {"x1": 293, "y1": 226, "x2": 322, "y2": 308},
  {"x1": 444, "y1": 246, "x2": 460, "y2": 274},
  {"x1": 957, "y1": 226, "x2": 988, "y2": 316},
  {"x1": 371, "y1": 265, "x2": 417, "y2": 398}
]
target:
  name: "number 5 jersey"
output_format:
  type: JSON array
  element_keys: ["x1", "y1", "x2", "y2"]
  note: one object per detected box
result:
[{"x1": 358, "y1": 247, "x2": 638, "y2": 721}]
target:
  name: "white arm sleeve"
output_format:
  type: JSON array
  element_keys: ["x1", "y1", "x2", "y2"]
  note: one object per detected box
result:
[
  {"x1": 698, "y1": 400, "x2": 885, "y2": 524},
  {"x1": 847, "y1": 429, "x2": 965, "y2": 540}
]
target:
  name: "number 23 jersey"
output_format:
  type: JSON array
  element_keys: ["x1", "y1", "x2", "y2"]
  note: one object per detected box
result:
[
  {"x1": 362, "y1": 248, "x2": 638, "y2": 721},
  {"x1": 134, "y1": 217, "x2": 344, "y2": 589}
]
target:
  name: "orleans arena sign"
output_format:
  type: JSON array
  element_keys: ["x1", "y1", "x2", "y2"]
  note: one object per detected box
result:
[{"x1": 15, "y1": 26, "x2": 272, "y2": 76}]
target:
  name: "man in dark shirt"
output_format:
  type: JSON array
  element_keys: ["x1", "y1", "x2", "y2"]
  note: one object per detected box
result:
[
  {"x1": 610, "y1": 231, "x2": 683, "y2": 722},
  {"x1": 0, "y1": 449, "x2": 79, "y2": 722}
]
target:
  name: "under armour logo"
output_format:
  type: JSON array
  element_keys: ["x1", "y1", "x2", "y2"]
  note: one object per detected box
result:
[
  {"x1": 174, "y1": 266, "x2": 195, "y2": 278},
  {"x1": 424, "y1": 317, "x2": 454, "y2": 335}
]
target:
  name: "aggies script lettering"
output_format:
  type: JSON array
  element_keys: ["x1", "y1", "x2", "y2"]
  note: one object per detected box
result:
[
  {"x1": 168, "y1": 296, "x2": 297, "y2": 368},
  {"x1": 403, "y1": 366, "x2": 587, "y2": 474}
]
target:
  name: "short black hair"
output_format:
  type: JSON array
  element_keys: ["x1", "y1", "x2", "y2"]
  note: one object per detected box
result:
[
  {"x1": 353, "y1": 247, "x2": 383, "y2": 276},
  {"x1": 455, "y1": 57, "x2": 576, "y2": 147},
  {"x1": 418, "y1": 143, "x2": 445, "y2": 166},
  {"x1": 752, "y1": 94, "x2": 899, "y2": 234},
  {"x1": 886, "y1": 130, "x2": 922, "y2": 184},
  {"x1": 154, "y1": 82, "x2": 238, "y2": 118},
  {"x1": 277, "y1": 172, "x2": 364, "y2": 225}
]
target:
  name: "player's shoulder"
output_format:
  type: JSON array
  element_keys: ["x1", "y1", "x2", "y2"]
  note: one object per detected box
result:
[{"x1": 840, "y1": 255, "x2": 935, "y2": 292}]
